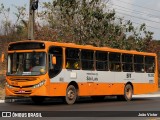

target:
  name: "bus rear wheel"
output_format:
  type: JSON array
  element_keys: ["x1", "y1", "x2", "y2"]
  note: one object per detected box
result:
[
  {"x1": 65, "y1": 85, "x2": 77, "y2": 105},
  {"x1": 117, "y1": 84, "x2": 133, "y2": 101},
  {"x1": 124, "y1": 84, "x2": 133, "y2": 101}
]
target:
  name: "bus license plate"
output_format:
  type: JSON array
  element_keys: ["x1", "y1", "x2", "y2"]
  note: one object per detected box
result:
[{"x1": 18, "y1": 90, "x2": 25, "y2": 93}]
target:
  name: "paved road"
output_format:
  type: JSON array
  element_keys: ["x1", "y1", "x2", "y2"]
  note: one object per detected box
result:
[
  {"x1": 0, "y1": 96, "x2": 160, "y2": 120},
  {"x1": 1, "y1": 97, "x2": 160, "y2": 111}
]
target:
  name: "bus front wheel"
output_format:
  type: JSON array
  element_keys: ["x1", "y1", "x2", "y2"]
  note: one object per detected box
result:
[{"x1": 65, "y1": 85, "x2": 77, "y2": 105}]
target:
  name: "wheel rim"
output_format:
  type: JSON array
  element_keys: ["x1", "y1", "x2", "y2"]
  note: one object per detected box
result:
[
  {"x1": 126, "y1": 87, "x2": 132, "y2": 99},
  {"x1": 67, "y1": 89, "x2": 75, "y2": 100},
  {"x1": 66, "y1": 85, "x2": 77, "y2": 104}
]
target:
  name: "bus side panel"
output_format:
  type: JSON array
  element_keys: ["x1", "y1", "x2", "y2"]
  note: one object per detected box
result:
[
  {"x1": 133, "y1": 69, "x2": 158, "y2": 94},
  {"x1": 78, "y1": 83, "x2": 125, "y2": 96},
  {"x1": 78, "y1": 83, "x2": 158, "y2": 96},
  {"x1": 133, "y1": 83, "x2": 158, "y2": 95},
  {"x1": 49, "y1": 83, "x2": 68, "y2": 96},
  {"x1": 49, "y1": 69, "x2": 158, "y2": 96},
  {"x1": 47, "y1": 82, "x2": 158, "y2": 97}
]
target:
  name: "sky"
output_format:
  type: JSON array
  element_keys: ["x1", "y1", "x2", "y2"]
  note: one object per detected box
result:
[
  {"x1": 1, "y1": 0, "x2": 160, "y2": 40},
  {"x1": 111, "y1": 0, "x2": 160, "y2": 40}
]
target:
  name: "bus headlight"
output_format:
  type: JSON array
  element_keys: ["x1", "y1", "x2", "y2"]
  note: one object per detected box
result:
[
  {"x1": 40, "y1": 68, "x2": 46, "y2": 74},
  {"x1": 32, "y1": 80, "x2": 45, "y2": 89},
  {"x1": 5, "y1": 82, "x2": 13, "y2": 88}
]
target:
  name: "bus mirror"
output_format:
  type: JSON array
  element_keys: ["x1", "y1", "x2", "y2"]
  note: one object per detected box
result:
[
  {"x1": 1, "y1": 53, "x2": 4, "y2": 62},
  {"x1": 52, "y1": 56, "x2": 56, "y2": 65}
]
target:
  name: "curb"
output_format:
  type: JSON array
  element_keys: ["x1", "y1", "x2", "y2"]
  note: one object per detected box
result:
[
  {"x1": 0, "y1": 100, "x2": 4, "y2": 103},
  {"x1": 133, "y1": 94, "x2": 160, "y2": 98}
]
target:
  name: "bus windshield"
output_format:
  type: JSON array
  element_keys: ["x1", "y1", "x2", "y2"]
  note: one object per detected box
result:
[{"x1": 7, "y1": 52, "x2": 46, "y2": 76}]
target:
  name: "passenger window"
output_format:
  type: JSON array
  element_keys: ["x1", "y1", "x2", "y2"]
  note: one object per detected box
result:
[
  {"x1": 66, "y1": 48, "x2": 80, "y2": 69},
  {"x1": 96, "y1": 51, "x2": 108, "y2": 71},
  {"x1": 122, "y1": 54, "x2": 133, "y2": 72},
  {"x1": 81, "y1": 50, "x2": 94, "y2": 70},
  {"x1": 134, "y1": 55, "x2": 144, "y2": 72},
  {"x1": 145, "y1": 56, "x2": 155, "y2": 73},
  {"x1": 109, "y1": 52, "x2": 121, "y2": 71}
]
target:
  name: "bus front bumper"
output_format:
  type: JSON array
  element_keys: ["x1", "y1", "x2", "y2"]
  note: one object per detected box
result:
[{"x1": 5, "y1": 85, "x2": 49, "y2": 97}]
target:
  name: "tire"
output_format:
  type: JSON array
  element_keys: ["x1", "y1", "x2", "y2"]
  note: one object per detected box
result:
[
  {"x1": 117, "y1": 84, "x2": 133, "y2": 101},
  {"x1": 124, "y1": 84, "x2": 133, "y2": 101},
  {"x1": 65, "y1": 85, "x2": 77, "y2": 105},
  {"x1": 91, "y1": 96, "x2": 105, "y2": 102},
  {"x1": 31, "y1": 96, "x2": 45, "y2": 104}
]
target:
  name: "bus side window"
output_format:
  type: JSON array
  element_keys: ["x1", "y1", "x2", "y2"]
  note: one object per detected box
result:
[
  {"x1": 145, "y1": 56, "x2": 155, "y2": 73},
  {"x1": 134, "y1": 55, "x2": 144, "y2": 72},
  {"x1": 81, "y1": 50, "x2": 94, "y2": 70},
  {"x1": 109, "y1": 52, "x2": 121, "y2": 71},
  {"x1": 122, "y1": 54, "x2": 133, "y2": 72},
  {"x1": 96, "y1": 51, "x2": 108, "y2": 71},
  {"x1": 66, "y1": 48, "x2": 80, "y2": 69}
]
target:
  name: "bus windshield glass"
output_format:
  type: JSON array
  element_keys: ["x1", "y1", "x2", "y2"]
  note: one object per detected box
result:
[{"x1": 7, "y1": 52, "x2": 46, "y2": 76}]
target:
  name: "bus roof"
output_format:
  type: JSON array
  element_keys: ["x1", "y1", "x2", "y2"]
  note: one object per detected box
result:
[{"x1": 8, "y1": 40, "x2": 156, "y2": 56}]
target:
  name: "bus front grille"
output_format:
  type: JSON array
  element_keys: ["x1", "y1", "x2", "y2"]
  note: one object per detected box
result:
[
  {"x1": 10, "y1": 77, "x2": 37, "y2": 82},
  {"x1": 14, "y1": 90, "x2": 32, "y2": 94},
  {"x1": 12, "y1": 85, "x2": 33, "y2": 88}
]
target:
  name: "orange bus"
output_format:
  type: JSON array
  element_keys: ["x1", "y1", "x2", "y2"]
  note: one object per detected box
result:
[{"x1": 5, "y1": 40, "x2": 158, "y2": 104}]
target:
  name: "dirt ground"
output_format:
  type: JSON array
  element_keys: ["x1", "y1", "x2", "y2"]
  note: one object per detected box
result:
[
  {"x1": 0, "y1": 87, "x2": 5, "y2": 100},
  {"x1": 0, "y1": 83, "x2": 5, "y2": 100}
]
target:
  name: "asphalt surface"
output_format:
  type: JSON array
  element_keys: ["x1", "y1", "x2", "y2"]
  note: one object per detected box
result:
[
  {"x1": 1, "y1": 91, "x2": 160, "y2": 120},
  {"x1": 0, "y1": 97, "x2": 159, "y2": 111},
  {"x1": 0, "y1": 96, "x2": 160, "y2": 120}
]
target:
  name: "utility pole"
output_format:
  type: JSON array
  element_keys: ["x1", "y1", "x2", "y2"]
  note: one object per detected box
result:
[{"x1": 28, "y1": 0, "x2": 39, "y2": 40}]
